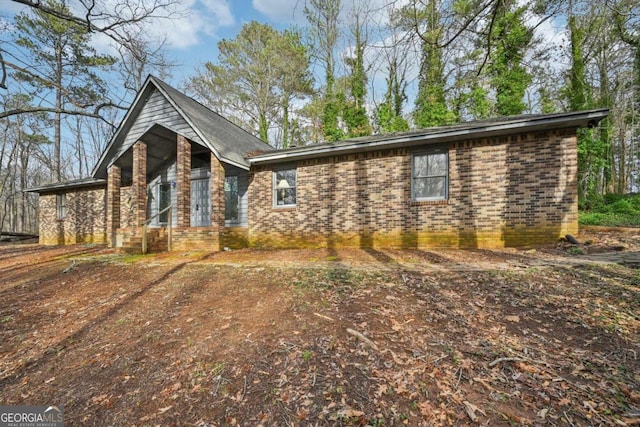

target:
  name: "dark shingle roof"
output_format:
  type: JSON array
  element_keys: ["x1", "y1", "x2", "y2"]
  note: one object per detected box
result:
[
  {"x1": 25, "y1": 177, "x2": 106, "y2": 193},
  {"x1": 151, "y1": 77, "x2": 273, "y2": 166},
  {"x1": 249, "y1": 108, "x2": 610, "y2": 165},
  {"x1": 92, "y1": 75, "x2": 273, "y2": 178}
]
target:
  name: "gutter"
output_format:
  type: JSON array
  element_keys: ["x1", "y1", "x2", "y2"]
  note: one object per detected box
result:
[
  {"x1": 25, "y1": 178, "x2": 107, "y2": 193},
  {"x1": 248, "y1": 109, "x2": 609, "y2": 165}
]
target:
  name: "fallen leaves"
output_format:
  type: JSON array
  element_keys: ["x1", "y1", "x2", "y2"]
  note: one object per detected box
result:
[{"x1": 0, "y1": 242, "x2": 638, "y2": 426}]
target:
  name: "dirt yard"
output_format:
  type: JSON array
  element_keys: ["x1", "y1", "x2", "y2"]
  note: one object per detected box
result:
[{"x1": 0, "y1": 228, "x2": 639, "y2": 426}]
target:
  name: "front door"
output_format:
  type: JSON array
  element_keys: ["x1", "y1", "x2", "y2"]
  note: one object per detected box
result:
[{"x1": 190, "y1": 178, "x2": 210, "y2": 227}]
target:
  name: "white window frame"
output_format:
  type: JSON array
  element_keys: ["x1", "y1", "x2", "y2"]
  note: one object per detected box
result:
[
  {"x1": 273, "y1": 167, "x2": 297, "y2": 208},
  {"x1": 412, "y1": 150, "x2": 449, "y2": 201},
  {"x1": 56, "y1": 193, "x2": 67, "y2": 220}
]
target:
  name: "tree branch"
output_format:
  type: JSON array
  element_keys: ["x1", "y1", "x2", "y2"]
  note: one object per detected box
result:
[
  {"x1": 0, "y1": 106, "x2": 118, "y2": 127},
  {"x1": 0, "y1": 51, "x2": 7, "y2": 90},
  {"x1": 3, "y1": 0, "x2": 182, "y2": 91}
]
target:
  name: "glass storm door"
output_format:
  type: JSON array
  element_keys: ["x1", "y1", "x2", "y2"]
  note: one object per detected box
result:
[{"x1": 190, "y1": 178, "x2": 210, "y2": 227}]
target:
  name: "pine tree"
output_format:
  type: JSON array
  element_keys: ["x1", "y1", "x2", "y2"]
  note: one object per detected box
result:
[
  {"x1": 486, "y1": 0, "x2": 532, "y2": 116},
  {"x1": 13, "y1": 0, "x2": 115, "y2": 181}
]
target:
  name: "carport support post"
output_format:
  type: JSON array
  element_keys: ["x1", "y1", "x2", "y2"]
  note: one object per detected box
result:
[
  {"x1": 133, "y1": 141, "x2": 147, "y2": 231},
  {"x1": 176, "y1": 135, "x2": 191, "y2": 229},
  {"x1": 107, "y1": 165, "x2": 121, "y2": 247}
]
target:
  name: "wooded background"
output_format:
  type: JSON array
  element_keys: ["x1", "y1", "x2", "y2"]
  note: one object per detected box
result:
[{"x1": 1, "y1": 0, "x2": 638, "y2": 235}]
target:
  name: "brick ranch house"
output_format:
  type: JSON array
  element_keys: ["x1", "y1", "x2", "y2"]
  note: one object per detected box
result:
[{"x1": 28, "y1": 75, "x2": 609, "y2": 251}]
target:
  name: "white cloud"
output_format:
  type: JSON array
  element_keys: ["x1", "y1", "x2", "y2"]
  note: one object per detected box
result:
[
  {"x1": 252, "y1": 0, "x2": 306, "y2": 24},
  {"x1": 202, "y1": 0, "x2": 235, "y2": 27},
  {"x1": 156, "y1": 0, "x2": 235, "y2": 48}
]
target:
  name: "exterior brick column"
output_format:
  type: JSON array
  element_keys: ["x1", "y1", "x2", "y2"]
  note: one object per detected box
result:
[
  {"x1": 132, "y1": 141, "x2": 147, "y2": 227},
  {"x1": 176, "y1": 135, "x2": 191, "y2": 228},
  {"x1": 106, "y1": 165, "x2": 121, "y2": 247},
  {"x1": 210, "y1": 153, "x2": 225, "y2": 229}
]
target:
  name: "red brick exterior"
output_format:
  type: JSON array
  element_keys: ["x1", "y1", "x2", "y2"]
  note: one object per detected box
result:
[
  {"x1": 36, "y1": 129, "x2": 580, "y2": 251},
  {"x1": 132, "y1": 141, "x2": 147, "y2": 227},
  {"x1": 106, "y1": 165, "x2": 121, "y2": 247},
  {"x1": 248, "y1": 130, "x2": 578, "y2": 249},
  {"x1": 171, "y1": 228, "x2": 220, "y2": 251},
  {"x1": 176, "y1": 135, "x2": 191, "y2": 228},
  {"x1": 211, "y1": 153, "x2": 225, "y2": 230},
  {"x1": 39, "y1": 188, "x2": 107, "y2": 245}
]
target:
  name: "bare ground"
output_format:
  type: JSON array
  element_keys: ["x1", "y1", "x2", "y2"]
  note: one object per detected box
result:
[{"x1": 0, "y1": 228, "x2": 639, "y2": 426}]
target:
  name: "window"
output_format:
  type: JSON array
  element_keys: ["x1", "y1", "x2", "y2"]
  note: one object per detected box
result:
[
  {"x1": 158, "y1": 183, "x2": 171, "y2": 223},
  {"x1": 273, "y1": 168, "x2": 297, "y2": 207},
  {"x1": 56, "y1": 194, "x2": 67, "y2": 220},
  {"x1": 412, "y1": 150, "x2": 448, "y2": 201},
  {"x1": 225, "y1": 176, "x2": 239, "y2": 223}
]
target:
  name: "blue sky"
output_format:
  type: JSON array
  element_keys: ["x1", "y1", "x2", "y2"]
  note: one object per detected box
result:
[
  {"x1": 1, "y1": 0, "x2": 311, "y2": 85},
  {"x1": 142, "y1": 0, "x2": 311, "y2": 85},
  {"x1": 1, "y1": 0, "x2": 566, "y2": 107}
]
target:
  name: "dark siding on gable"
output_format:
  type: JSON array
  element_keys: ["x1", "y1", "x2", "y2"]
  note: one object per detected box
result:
[{"x1": 115, "y1": 90, "x2": 207, "y2": 161}]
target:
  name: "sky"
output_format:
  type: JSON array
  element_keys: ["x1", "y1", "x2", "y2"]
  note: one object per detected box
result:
[
  {"x1": 1, "y1": 0, "x2": 566, "y2": 92},
  {"x1": 0, "y1": 0, "x2": 311, "y2": 86},
  {"x1": 0, "y1": 0, "x2": 568, "y2": 179},
  {"x1": 159, "y1": 0, "x2": 309, "y2": 83},
  {"x1": 0, "y1": 0, "x2": 568, "y2": 120}
]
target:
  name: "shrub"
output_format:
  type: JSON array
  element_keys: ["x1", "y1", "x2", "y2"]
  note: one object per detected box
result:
[{"x1": 579, "y1": 193, "x2": 640, "y2": 227}]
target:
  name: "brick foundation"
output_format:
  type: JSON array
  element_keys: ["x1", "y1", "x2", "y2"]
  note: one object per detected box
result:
[{"x1": 171, "y1": 227, "x2": 220, "y2": 252}]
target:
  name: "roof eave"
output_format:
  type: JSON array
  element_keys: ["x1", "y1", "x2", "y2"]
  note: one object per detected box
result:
[
  {"x1": 249, "y1": 109, "x2": 609, "y2": 165},
  {"x1": 91, "y1": 76, "x2": 159, "y2": 179},
  {"x1": 25, "y1": 178, "x2": 107, "y2": 194}
]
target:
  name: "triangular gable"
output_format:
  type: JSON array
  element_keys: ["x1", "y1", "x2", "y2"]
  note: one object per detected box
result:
[{"x1": 92, "y1": 75, "x2": 272, "y2": 179}]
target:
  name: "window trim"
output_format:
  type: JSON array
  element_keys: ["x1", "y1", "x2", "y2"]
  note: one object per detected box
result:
[
  {"x1": 56, "y1": 193, "x2": 67, "y2": 220},
  {"x1": 411, "y1": 149, "x2": 449, "y2": 202},
  {"x1": 272, "y1": 166, "x2": 297, "y2": 208}
]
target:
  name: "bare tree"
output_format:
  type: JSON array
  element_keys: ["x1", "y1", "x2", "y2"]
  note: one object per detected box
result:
[{"x1": 2, "y1": 0, "x2": 181, "y2": 81}]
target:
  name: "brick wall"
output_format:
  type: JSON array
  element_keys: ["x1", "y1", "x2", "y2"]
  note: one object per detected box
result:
[
  {"x1": 171, "y1": 227, "x2": 220, "y2": 252},
  {"x1": 248, "y1": 129, "x2": 578, "y2": 249},
  {"x1": 39, "y1": 187, "x2": 107, "y2": 245},
  {"x1": 119, "y1": 186, "x2": 135, "y2": 229},
  {"x1": 132, "y1": 141, "x2": 147, "y2": 226},
  {"x1": 176, "y1": 135, "x2": 191, "y2": 227}
]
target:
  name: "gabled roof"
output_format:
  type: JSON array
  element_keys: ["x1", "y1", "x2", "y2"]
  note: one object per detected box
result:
[
  {"x1": 93, "y1": 75, "x2": 272, "y2": 178},
  {"x1": 249, "y1": 108, "x2": 610, "y2": 165}
]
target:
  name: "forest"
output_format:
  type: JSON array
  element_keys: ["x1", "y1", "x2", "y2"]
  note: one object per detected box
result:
[{"x1": 0, "y1": 0, "x2": 638, "y2": 235}]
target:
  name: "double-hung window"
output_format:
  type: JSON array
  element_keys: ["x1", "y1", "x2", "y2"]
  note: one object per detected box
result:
[
  {"x1": 273, "y1": 168, "x2": 297, "y2": 207},
  {"x1": 412, "y1": 150, "x2": 448, "y2": 201},
  {"x1": 56, "y1": 194, "x2": 67, "y2": 220}
]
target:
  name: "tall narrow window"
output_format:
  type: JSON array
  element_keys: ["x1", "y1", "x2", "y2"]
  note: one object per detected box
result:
[
  {"x1": 273, "y1": 168, "x2": 297, "y2": 207},
  {"x1": 412, "y1": 151, "x2": 448, "y2": 201},
  {"x1": 225, "y1": 176, "x2": 239, "y2": 223},
  {"x1": 158, "y1": 183, "x2": 171, "y2": 223},
  {"x1": 56, "y1": 194, "x2": 67, "y2": 220}
]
